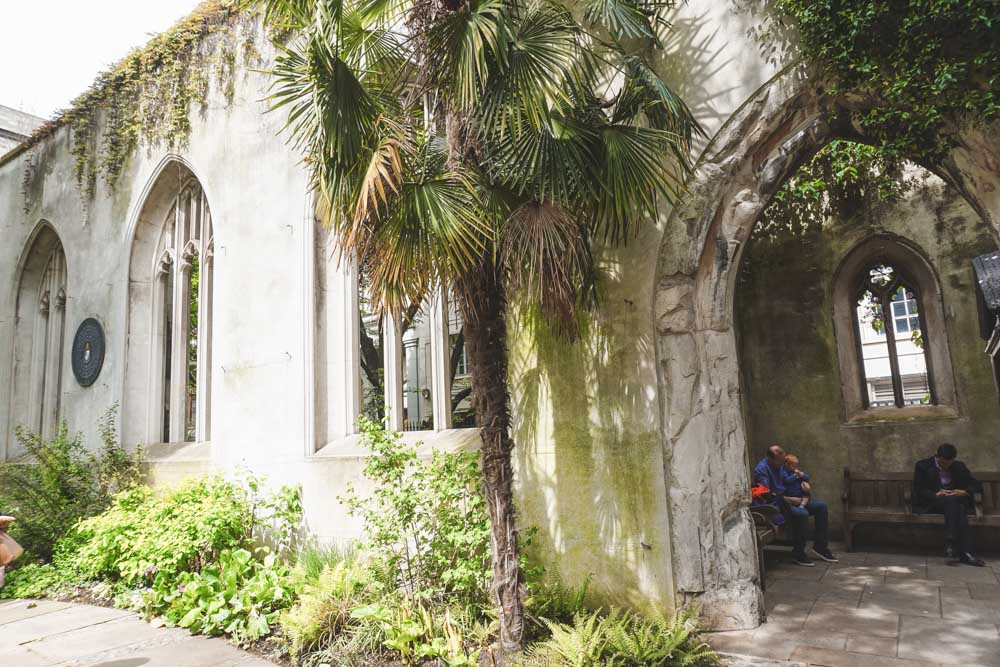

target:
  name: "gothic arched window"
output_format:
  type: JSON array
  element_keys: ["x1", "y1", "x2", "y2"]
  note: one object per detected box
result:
[
  {"x1": 854, "y1": 264, "x2": 933, "y2": 408},
  {"x1": 833, "y1": 236, "x2": 957, "y2": 418},
  {"x1": 151, "y1": 180, "x2": 214, "y2": 443},
  {"x1": 126, "y1": 165, "x2": 214, "y2": 446},
  {"x1": 10, "y1": 226, "x2": 68, "y2": 451}
]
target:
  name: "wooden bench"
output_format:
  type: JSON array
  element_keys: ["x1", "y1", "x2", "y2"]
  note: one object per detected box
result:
[{"x1": 842, "y1": 468, "x2": 1000, "y2": 551}]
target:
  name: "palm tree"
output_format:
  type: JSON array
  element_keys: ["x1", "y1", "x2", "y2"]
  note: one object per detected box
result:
[{"x1": 253, "y1": 0, "x2": 700, "y2": 650}]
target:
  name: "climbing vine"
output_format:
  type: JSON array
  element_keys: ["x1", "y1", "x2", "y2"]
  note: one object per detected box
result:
[
  {"x1": 18, "y1": 0, "x2": 263, "y2": 200},
  {"x1": 775, "y1": 0, "x2": 1000, "y2": 161}
]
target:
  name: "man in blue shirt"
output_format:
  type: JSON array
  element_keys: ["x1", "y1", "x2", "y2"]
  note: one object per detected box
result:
[{"x1": 754, "y1": 444, "x2": 838, "y2": 566}]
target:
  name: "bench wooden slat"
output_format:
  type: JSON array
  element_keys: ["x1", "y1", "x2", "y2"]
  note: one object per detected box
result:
[{"x1": 843, "y1": 467, "x2": 1000, "y2": 551}]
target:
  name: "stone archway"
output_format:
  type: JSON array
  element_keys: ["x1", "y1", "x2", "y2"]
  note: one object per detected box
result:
[
  {"x1": 654, "y1": 72, "x2": 1000, "y2": 631},
  {"x1": 653, "y1": 78, "x2": 832, "y2": 630}
]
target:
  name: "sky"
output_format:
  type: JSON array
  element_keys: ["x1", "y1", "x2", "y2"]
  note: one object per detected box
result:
[{"x1": 1, "y1": 1, "x2": 203, "y2": 119}]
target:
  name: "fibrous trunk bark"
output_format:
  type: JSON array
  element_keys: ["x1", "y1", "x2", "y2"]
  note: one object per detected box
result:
[{"x1": 455, "y1": 259, "x2": 524, "y2": 652}]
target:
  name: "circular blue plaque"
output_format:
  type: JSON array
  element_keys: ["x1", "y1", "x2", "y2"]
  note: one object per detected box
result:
[{"x1": 72, "y1": 318, "x2": 105, "y2": 387}]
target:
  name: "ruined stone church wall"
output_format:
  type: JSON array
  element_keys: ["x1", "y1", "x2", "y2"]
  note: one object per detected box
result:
[
  {"x1": 737, "y1": 174, "x2": 1000, "y2": 539},
  {"x1": 0, "y1": 2, "x2": 798, "y2": 629}
]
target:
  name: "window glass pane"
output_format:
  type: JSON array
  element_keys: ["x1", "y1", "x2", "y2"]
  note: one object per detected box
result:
[
  {"x1": 891, "y1": 285, "x2": 929, "y2": 405},
  {"x1": 401, "y1": 300, "x2": 433, "y2": 432},
  {"x1": 448, "y1": 294, "x2": 477, "y2": 428},
  {"x1": 857, "y1": 289, "x2": 893, "y2": 407},
  {"x1": 891, "y1": 301, "x2": 907, "y2": 317},
  {"x1": 359, "y1": 283, "x2": 385, "y2": 423}
]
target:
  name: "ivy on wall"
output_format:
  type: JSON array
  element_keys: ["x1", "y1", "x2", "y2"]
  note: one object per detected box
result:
[
  {"x1": 775, "y1": 0, "x2": 1000, "y2": 160},
  {"x1": 17, "y1": 0, "x2": 263, "y2": 200}
]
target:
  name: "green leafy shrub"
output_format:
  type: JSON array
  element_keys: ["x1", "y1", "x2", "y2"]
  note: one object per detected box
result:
[
  {"x1": 530, "y1": 609, "x2": 717, "y2": 667},
  {"x1": 67, "y1": 479, "x2": 249, "y2": 586},
  {"x1": 0, "y1": 562, "x2": 73, "y2": 599},
  {"x1": 525, "y1": 575, "x2": 591, "y2": 626},
  {"x1": 341, "y1": 417, "x2": 491, "y2": 607},
  {"x1": 0, "y1": 406, "x2": 142, "y2": 562},
  {"x1": 2, "y1": 473, "x2": 302, "y2": 647},
  {"x1": 140, "y1": 548, "x2": 295, "y2": 644}
]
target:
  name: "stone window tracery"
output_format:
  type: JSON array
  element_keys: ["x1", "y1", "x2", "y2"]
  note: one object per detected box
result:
[
  {"x1": 8, "y1": 228, "x2": 68, "y2": 456},
  {"x1": 30, "y1": 243, "x2": 68, "y2": 439},
  {"x1": 853, "y1": 264, "x2": 933, "y2": 408},
  {"x1": 833, "y1": 235, "x2": 957, "y2": 419},
  {"x1": 149, "y1": 179, "x2": 214, "y2": 443}
]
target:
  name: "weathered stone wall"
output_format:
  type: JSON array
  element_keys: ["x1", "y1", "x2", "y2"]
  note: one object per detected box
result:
[{"x1": 736, "y1": 172, "x2": 1000, "y2": 537}]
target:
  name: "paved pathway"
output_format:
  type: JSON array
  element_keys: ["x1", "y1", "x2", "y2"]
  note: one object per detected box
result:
[
  {"x1": 708, "y1": 546, "x2": 1000, "y2": 666},
  {"x1": 0, "y1": 599, "x2": 277, "y2": 666}
]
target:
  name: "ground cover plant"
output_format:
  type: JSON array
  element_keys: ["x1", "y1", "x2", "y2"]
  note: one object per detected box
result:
[
  {"x1": 1, "y1": 473, "x2": 303, "y2": 645},
  {"x1": 276, "y1": 419, "x2": 716, "y2": 666}
]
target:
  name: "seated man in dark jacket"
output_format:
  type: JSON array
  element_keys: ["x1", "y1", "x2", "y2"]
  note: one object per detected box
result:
[{"x1": 913, "y1": 443, "x2": 986, "y2": 566}]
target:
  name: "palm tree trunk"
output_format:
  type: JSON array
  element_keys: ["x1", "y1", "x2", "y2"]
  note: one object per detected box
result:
[{"x1": 456, "y1": 259, "x2": 524, "y2": 652}]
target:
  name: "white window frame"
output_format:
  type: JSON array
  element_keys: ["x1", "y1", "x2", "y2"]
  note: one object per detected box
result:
[{"x1": 345, "y1": 267, "x2": 462, "y2": 434}]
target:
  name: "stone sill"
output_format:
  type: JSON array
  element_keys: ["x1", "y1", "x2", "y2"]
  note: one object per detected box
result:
[
  {"x1": 312, "y1": 428, "x2": 480, "y2": 460},
  {"x1": 844, "y1": 405, "x2": 960, "y2": 426},
  {"x1": 142, "y1": 440, "x2": 211, "y2": 463}
]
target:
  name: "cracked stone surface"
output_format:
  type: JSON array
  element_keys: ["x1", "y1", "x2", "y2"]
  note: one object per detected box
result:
[{"x1": 0, "y1": 599, "x2": 276, "y2": 666}]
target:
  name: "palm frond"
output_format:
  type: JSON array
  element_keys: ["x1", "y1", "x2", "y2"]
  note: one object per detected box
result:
[
  {"x1": 582, "y1": 0, "x2": 655, "y2": 40},
  {"x1": 427, "y1": 0, "x2": 511, "y2": 109},
  {"x1": 478, "y1": 0, "x2": 581, "y2": 136},
  {"x1": 613, "y1": 55, "x2": 701, "y2": 142},
  {"x1": 501, "y1": 200, "x2": 593, "y2": 337},
  {"x1": 593, "y1": 124, "x2": 686, "y2": 243}
]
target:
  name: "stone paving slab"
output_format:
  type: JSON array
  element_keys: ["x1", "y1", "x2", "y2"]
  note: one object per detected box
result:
[
  {"x1": 0, "y1": 600, "x2": 276, "y2": 666},
  {"x1": 710, "y1": 547, "x2": 999, "y2": 666},
  {"x1": 0, "y1": 599, "x2": 74, "y2": 625},
  {"x1": 898, "y1": 614, "x2": 1000, "y2": 666}
]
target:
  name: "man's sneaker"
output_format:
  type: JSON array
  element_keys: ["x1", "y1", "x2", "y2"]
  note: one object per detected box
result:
[
  {"x1": 793, "y1": 554, "x2": 815, "y2": 567},
  {"x1": 811, "y1": 547, "x2": 839, "y2": 563},
  {"x1": 960, "y1": 552, "x2": 986, "y2": 567}
]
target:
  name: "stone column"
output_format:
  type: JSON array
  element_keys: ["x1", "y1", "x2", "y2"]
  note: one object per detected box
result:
[
  {"x1": 196, "y1": 245, "x2": 213, "y2": 442},
  {"x1": 384, "y1": 310, "x2": 404, "y2": 431},
  {"x1": 428, "y1": 286, "x2": 452, "y2": 430},
  {"x1": 41, "y1": 287, "x2": 66, "y2": 441},
  {"x1": 28, "y1": 292, "x2": 50, "y2": 436},
  {"x1": 169, "y1": 256, "x2": 189, "y2": 442}
]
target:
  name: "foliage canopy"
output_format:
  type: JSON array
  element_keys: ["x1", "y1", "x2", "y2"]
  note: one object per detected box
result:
[{"x1": 776, "y1": 0, "x2": 1000, "y2": 159}]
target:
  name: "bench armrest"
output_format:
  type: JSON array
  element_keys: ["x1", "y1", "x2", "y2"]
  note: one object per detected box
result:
[
  {"x1": 904, "y1": 489, "x2": 912, "y2": 514},
  {"x1": 974, "y1": 492, "x2": 984, "y2": 520},
  {"x1": 750, "y1": 504, "x2": 780, "y2": 527}
]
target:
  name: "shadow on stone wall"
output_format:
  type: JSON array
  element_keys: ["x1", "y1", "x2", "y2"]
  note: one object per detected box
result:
[{"x1": 511, "y1": 252, "x2": 673, "y2": 613}]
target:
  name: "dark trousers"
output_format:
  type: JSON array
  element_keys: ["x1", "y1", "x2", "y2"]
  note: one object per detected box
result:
[
  {"x1": 787, "y1": 499, "x2": 829, "y2": 556},
  {"x1": 923, "y1": 496, "x2": 973, "y2": 553}
]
